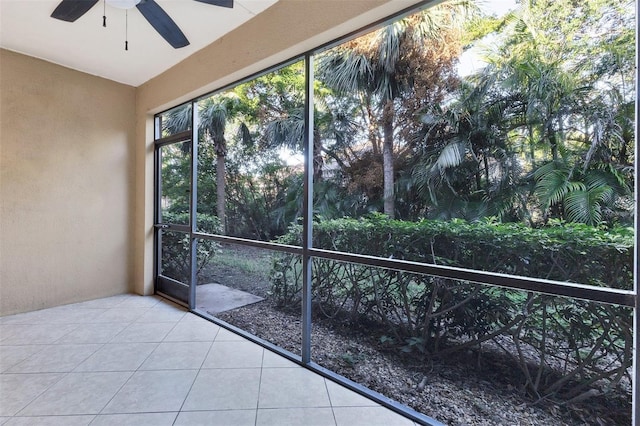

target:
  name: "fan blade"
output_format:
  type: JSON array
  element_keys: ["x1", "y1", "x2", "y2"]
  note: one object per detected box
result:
[
  {"x1": 136, "y1": 0, "x2": 190, "y2": 49},
  {"x1": 194, "y1": 0, "x2": 233, "y2": 7},
  {"x1": 51, "y1": 0, "x2": 99, "y2": 22}
]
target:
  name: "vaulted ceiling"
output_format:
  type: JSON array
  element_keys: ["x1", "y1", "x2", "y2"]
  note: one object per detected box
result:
[{"x1": 0, "y1": 0, "x2": 279, "y2": 86}]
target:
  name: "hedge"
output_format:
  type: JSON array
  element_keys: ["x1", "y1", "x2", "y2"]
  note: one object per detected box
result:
[
  {"x1": 279, "y1": 214, "x2": 633, "y2": 288},
  {"x1": 271, "y1": 215, "x2": 633, "y2": 404}
]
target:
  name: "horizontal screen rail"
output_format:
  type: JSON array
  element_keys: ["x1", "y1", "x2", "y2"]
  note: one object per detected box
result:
[
  {"x1": 309, "y1": 248, "x2": 636, "y2": 308},
  {"x1": 188, "y1": 233, "x2": 635, "y2": 307},
  {"x1": 193, "y1": 232, "x2": 303, "y2": 255}
]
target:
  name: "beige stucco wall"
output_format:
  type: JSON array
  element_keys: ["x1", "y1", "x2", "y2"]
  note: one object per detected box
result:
[
  {"x1": 133, "y1": 0, "x2": 424, "y2": 296},
  {"x1": 0, "y1": 49, "x2": 136, "y2": 315}
]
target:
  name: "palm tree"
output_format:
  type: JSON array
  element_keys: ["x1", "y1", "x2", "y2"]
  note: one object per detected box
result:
[
  {"x1": 470, "y1": 0, "x2": 635, "y2": 225},
  {"x1": 410, "y1": 72, "x2": 530, "y2": 222},
  {"x1": 317, "y1": 1, "x2": 475, "y2": 218},
  {"x1": 237, "y1": 61, "x2": 364, "y2": 210},
  {"x1": 162, "y1": 93, "x2": 248, "y2": 234},
  {"x1": 199, "y1": 92, "x2": 251, "y2": 234},
  {"x1": 161, "y1": 103, "x2": 192, "y2": 137}
]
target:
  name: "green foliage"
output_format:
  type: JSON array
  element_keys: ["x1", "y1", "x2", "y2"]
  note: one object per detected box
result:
[
  {"x1": 160, "y1": 212, "x2": 221, "y2": 282},
  {"x1": 461, "y1": 14, "x2": 508, "y2": 46},
  {"x1": 272, "y1": 216, "x2": 633, "y2": 402},
  {"x1": 283, "y1": 215, "x2": 633, "y2": 288},
  {"x1": 224, "y1": 160, "x2": 303, "y2": 240},
  {"x1": 159, "y1": 141, "x2": 192, "y2": 218},
  {"x1": 162, "y1": 0, "x2": 634, "y2": 230},
  {"x1": 533, "y1": 160, "x2": 631, "y2": 225},
  {"x1": 269, "y1": 249, "x2": 303, "y2": 308},
  {"x1": 411, "y1": 0, "x2": 636, "y2": 226}
]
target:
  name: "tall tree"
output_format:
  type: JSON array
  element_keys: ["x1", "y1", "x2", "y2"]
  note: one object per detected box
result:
[
  {"x1": 162, "y1": 93, "x2": 249, "y2": 234},
  {"x1": 317, "y1": 1, "x2": 474, "y2": 218},
  {"x1": 198, "y1": 94, "x2": 242, "y2": 234}
]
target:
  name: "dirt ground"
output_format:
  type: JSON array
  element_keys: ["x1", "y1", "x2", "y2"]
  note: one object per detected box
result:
[{"x1": 202, "y1": 245, "x2": 631, "y2": 426}]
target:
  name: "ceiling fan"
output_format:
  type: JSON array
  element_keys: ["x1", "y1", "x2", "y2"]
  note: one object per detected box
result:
[{"x1": 51, "y1": 0, "x2": 234, "y2": 49}]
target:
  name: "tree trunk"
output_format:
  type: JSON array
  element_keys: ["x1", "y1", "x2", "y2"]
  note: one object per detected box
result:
[
  {"x1": 382, "y1": 100, "x2": 395, "y2": 219},
  {"x1": 528, "y1": 125, "x2": 535, "y2": 167},
  {"x1": 548, "y1": 125, "x2": 558, "y2": 162},
  {"x1": 313, "y1": 127, "x2": 324, "y2": 182},
  {"x1": 367, "y1": 99, "x2": 381, "y2": 156},
  {"x1": 483, "y1": 154, "x2": 490, "y2": 189},
  {"x1": 215, "y1": 138, "x2": 227, "y2": 234}
]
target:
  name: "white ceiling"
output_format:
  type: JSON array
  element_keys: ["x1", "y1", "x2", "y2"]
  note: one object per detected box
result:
[{"x1": 0, "y1": 0, "x2": 278, "y2": 86}]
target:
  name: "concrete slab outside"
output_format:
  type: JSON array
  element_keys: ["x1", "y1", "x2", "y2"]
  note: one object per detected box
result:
[{"x1": 196, "y1": 283, "x2": 264, "y2": 314}]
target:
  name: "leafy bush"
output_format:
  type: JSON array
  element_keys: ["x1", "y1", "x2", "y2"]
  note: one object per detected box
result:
[
  {"x1": 225, "y1": 162, "x2": 303, "y2": 240},
  {"x1": 271, "y1": 215, "x2": 634, "y2": 403},
  {"x1": 160, "y1": 212, "x2": 221, "y2": 282},
  {"x1": 297, "y1": 214, "x2": 632, "y2": 288}
]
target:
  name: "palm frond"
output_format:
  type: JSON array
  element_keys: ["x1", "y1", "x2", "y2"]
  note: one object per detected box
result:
[
  {"x1": 533, "y1": 161, "x2": 581, "y2": 209},
  {"x1": 564, "y1": 187, "x2": 606, "y2": 225},
  {"x1": 317, "y1": 51, "x2": 372, "y2": 94},
  {"x1": 237, "y1": 122, "x2": 253, "y2": 149},
  {"x1": 433, "y1": 140, "x2": 468, "y2": 176},
  {"x1": 162, "y1": 104, "x2": 192, "y2": 136},
  {"x1": 376, "y1": 23, "x2": 402, "y2": 74},
  {"x1": 263, "y1": 109, "x2": 305, "y2": 150}
]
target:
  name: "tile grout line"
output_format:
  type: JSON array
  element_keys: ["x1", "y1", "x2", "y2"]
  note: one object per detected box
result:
[
  {"x1": 93, "y1": 301, "x2": 175, "y2": 419},
  {"x1": 171, "y1": 324, "x2": 219, "y2": 425},
  {"x1": 5, "y1": 302, "x2": 142, "y2": 420},
  {"x1": 324, "y1": 378, "x2": 340, "y2": 426},
  {"x1": 1, "y1": 295, "x2": 137, "y2": 422},
  {"x1": 3, "y1": 296, "x2": 419, "y2": 425},
  {"x1": 254, "y1": 345, "x2": 266, "y2": 426},
  {"x1": 8, "y1": 371, "x2": 69, "y2": 419}
]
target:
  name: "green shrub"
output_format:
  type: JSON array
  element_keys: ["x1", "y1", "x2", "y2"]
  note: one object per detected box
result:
[
  {"x1": 160, "y1": 212, "x2": 221, "y2": 282},
  {"x1": 271, "y1": 215, "x2": 633, "y2": 403},
  {"x1": 280, "y1": 214, "x2": 632, "y2": 288}
]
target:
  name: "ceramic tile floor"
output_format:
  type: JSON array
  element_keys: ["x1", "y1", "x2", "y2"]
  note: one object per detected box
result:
[{"x1": 0, "y1": 294, "x2": 418, "y2": 426}]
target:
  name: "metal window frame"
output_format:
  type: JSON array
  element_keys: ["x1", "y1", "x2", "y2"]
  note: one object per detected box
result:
[
  {"x1": 153, "y1": 123, "x2": 194, "y2": 306},
  {"x1": 302, "y1": 53, "x2": 315, "y2": 364},
  {"x1": 632, "y1": 1, "x2": 639, "y2": 422},
  {"x1": 152, "y1": 1, "x2": 640, "y2": 424}
]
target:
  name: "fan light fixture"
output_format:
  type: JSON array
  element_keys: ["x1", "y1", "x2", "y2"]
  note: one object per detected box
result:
[
  {"x1": 102, "y1": 0, "x2": 142, "y2": 50},
  {"x1": 105, "y1": 0, "x2": 141, "y2": 9}
]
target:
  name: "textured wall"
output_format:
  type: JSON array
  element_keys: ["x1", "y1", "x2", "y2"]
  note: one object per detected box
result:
[{"x1": 0, "y1": 49, "x2": 136, "y2": 315}]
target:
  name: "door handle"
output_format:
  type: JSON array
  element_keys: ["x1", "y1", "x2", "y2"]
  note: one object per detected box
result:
[{"x1": 154, "y1": 224, "x2": 170, "y2": 229}]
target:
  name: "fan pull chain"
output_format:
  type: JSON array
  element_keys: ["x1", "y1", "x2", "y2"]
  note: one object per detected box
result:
[
  {"x1": 103, "y1": 0, "x2": 106, "y2": 27},
  {"x1": 125, "y1": 9, "x2": 129, "y2": 51}
]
